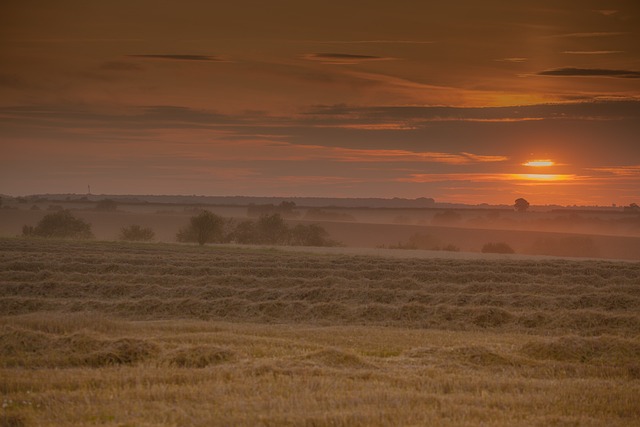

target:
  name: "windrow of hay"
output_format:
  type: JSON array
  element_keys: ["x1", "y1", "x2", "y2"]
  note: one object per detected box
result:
[
  {"x1": 0, "y1": 237, "x2": 639, "y2": 334},
  {"x1": 0, "y1": 326, "x2": 158, "y2": 368},
  {"x1": 521, "y1": 335, "x2": 640, "y2": 364}
]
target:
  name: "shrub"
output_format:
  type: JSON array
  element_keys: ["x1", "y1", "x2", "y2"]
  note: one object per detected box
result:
[
  {"x1": 290, "y1": 223, "x2": 337, "y2": 246},
  {"x1": 230, "y1": 220, "x2": 256, "y2": 244},
  {"x1": 481, "y1": 242, "x2": 515, "y2": 254},
  {"x1": 254, "y1": 213, "x2": 290, "y2": 245},
  {"x1": 23, "y1": 210, "x2": 93, "y2": 239},
  {"x1": 119, "y1": 225, "x2": 155, "y2": 242},
  {"x1": 177, "y1": 210, "x2": 226, "y2": 245}
]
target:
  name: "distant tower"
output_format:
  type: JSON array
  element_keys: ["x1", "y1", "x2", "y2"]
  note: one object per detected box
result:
[{"x1": 88, "y1": 185, "x2": 91, "y2": 195}]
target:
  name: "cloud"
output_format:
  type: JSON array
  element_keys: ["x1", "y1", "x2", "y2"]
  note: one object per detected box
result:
[
  {"x1": 588, "y1": 166, "x2": 640, "y2": 176},
  {"x1": 397, "y1": 173, "x2": 579, "y2": 183},
  {"x1": 302, "y1": 100, "x2": 640, "y2": 125},
  {"x1": 495, "y1": 58, "x2": 528, "y2": 63},
  {"x1": 303, "y1": 53, "x2": 395, "y2": 64},
  {"x1": 562, "y1": 51, "x2": 623, "y2": 55},
  {"x1": 326, "y1": 148, "x2": 507, "y2": 164},
  {"x1": 544, "y1": 32, "x2": 628, "y2": 38},
  {"x1": 127, "y1": 54, "x2": 224, "y2": 62},
  {"x1": 305, "y1": 40, "x2": 434, "y2": 45},
  {"x1": 538, "y1": 68, "x2": 640, "y2": 79},
  {"x1": 594, "y1": 10, "x2": 618, "y2": 16}
]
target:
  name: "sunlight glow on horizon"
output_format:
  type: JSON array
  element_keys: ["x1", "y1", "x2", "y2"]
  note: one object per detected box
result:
[
  {"x1": 510, "y1": 173, "x2": 574, "y2": 181},
  {"x1": 523, "y1": 160, "x2": 555, "y2": 167}
]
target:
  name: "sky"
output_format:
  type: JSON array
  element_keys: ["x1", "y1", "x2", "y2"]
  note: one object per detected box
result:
[{"x1": 1, "y1": 0, "x2": 639, "y2": 206}]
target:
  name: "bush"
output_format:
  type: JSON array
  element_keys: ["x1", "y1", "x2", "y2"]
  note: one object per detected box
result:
[
  {"x1": 177, "y1": 211, "x2": 226, "y2": 245},
  {"x1": 254, "y1": 213, "x2": 290, "y2": 245},
  {"x1": 290, "y1": 224, "x2": 337, "y2": 246},
  {"x1": 481, "y1": 242, "x2": 515, "y2": 254},
  {"x1": 23, "y1": 210, "x2": 93, "y2": 239},
  {"x1": 119, "y1": 225, "x2": 155, "y2": 242}
]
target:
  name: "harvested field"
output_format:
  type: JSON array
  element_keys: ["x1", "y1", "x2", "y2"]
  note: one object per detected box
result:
[{"x1": 1, "y1": 237, "x2": 639, "y2": 426}]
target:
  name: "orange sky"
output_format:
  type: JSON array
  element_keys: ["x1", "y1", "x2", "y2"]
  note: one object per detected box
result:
[{"x1": 1, "y1": 0, "x2": 639, "y2": 205}]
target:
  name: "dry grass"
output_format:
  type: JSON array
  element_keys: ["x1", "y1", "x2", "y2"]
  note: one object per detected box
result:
[{"x1": 1, "y1": 237, "x2": 639, "y2": 426}]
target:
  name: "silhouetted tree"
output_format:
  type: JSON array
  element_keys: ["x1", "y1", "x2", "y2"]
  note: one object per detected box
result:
[
  {"x1": 255, "y1": 213, "x2": 290, "y2": 244},
  {"x1": 290, "y1": 223, "x2": 336, "y2": 246},
  {"x1": 24, "y1": 210, "x2": 93, "y2": 239},
  {"x1": 177, "y1": 210, "x2": 225, "y2": 245},
  {"x1": 624, "y1": 203, "x2": 640, "y2": 213},
  {"x1": 230, "y1": 220, "x2": 256, "y2": 244},
  {"x1": 514, "y1": 198, "x2": 530, "y2": 212}
]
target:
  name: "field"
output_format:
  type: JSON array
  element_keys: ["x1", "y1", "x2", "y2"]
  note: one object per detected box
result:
[
  {"x1": 1, "y1": 237, "x2": 640, "y2": 426},
  {"x1": 2, "y1": 206, "x2": 640, "y2": 261}
]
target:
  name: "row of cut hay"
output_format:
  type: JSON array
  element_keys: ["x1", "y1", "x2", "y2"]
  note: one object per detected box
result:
[
  {"x1": 0, "y1": 325, "x2": 159, "y2": 368},
  {"x1": 3, "y1": 262, "x2": 639, "y2": 296},
  {"x1": 3, "y1": 275, "x2": 638, "y2": 314},
  {"x1": 5, "y1": 236, "x2": 640, "y2": 275},
  {"x1": 521, "y1": 335, "x2": 640, "y2": 364},
  {"x1": 2, "y1": 297, "x2": 639, "y2": 335}
]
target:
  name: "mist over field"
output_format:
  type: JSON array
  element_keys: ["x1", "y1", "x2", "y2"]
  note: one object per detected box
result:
[
  {"x1": 1, "y1": 194, "x2": 640, "y2": 425},
  {"x1": 2, "y1": 194, "x2": 639, "y2": 260},
  {"x1": 2, "y1": 0, "x2": 640, "y2": 425}
]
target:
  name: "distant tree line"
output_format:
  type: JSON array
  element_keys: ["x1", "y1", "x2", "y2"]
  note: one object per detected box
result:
[
  {"x1": 247, "y1": 201, "x2": 299, "y2": 218},
  {"x1": 20, "y1": 209, "x2": 337, "y2": 247},
  {"x1": 177, "y1": 211, "x2": 339, "y2": 247}
]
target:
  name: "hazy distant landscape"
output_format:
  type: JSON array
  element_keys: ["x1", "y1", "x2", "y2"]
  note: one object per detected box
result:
[
  {"x1": 1, "y1": 194, "x2": 640, "y2": 425},
  {"x1": 2, "y1": 194, "x2": 639, "y2": 260}
]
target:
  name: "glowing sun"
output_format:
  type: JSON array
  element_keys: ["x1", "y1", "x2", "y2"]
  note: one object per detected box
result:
[{"x1": 523, "y1": 159, "x2": 554, "y2": 167}]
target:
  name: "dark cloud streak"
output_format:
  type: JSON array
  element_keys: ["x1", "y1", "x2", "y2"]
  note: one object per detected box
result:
[
  {"x1": 127, "y1": 54, "x2": 224, "y2": 62},
  {"x1": 304, "y1": 53, "x2": 395, "y2": 64},
  {"x1": 538, "y1": 68, "x2": 640, "y2": 78}
]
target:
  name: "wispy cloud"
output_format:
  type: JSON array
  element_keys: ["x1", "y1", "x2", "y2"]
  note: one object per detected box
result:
[
  {"x1": 127, "y1": 54, "x2": 225, "y2": 62},
  {"x1": 327, "y1": 148, "x2": 508, "y2": 164},
  {"x1": 495, "y1": 57, "x2": 528, "y2": 63},
  {"x1": 562, "y1": 51, "x2": 623, "y2": 55},
  {"x1": 538, "y1": 68, "x2": 640, "y2": 79},
  {"x1": 303, "y1": 53, "x2": 396, "y2": 64},
  {"x1": 588, "y1": 166, "x2": 640, "y2": 176},
  {"x1": 544, "y1": 32, "x2": 628, "y2": 39},
  {"x1": 305, "y1": 40, "x2": 434, "y2": 45},
  {"x1": 594, "y1": 10, "x2": 618, "y2": 16},
  {"x1": 398, "y1": 173, "x2": 579, "y2": 183}
]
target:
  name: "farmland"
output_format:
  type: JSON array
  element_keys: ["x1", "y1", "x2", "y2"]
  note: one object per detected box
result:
[{"x1": 1, "y1": 237, "x2": 640, "y2": 426}]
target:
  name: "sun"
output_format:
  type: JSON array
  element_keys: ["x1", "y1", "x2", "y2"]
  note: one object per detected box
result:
[{"x1": 523, "y1": 159, "x2": 555, "y2": 167}]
